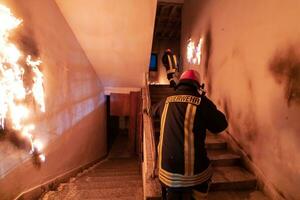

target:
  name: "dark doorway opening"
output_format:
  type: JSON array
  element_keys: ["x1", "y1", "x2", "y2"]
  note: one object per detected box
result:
[{"x1": 106, "y1": 95, "x2": 130, "y2": 154}]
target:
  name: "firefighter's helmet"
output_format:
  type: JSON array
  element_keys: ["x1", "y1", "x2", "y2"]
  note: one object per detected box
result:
[{"x1": 179, "y1": 69, "x2": 200, "y2": 88}]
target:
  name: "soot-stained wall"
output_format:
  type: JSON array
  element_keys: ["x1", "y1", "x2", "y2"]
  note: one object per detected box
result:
[
  {"x1": 0, "y1": 0, "x2": 106, "y2": 199},
  {"x1": 182, "y1": 0, "x2": 300, "y2": 199}
]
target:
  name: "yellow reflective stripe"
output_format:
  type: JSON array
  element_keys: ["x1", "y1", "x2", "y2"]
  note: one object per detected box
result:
[
  {"x1": 159, "y1": 175, "x2": 210, "y2": 187},
  {"x1": 167, "y1": 55, "x2": 172, "y2": 68},
  {"x1": 159, "y1": 102, "x2": 169, "y2": 169},
  {"x1": 159, "y1": 165, "x2": 213, "y2": 187},
  {"x1": 173, "y1": 55, "x2": 177, "y2": 68},
  {"x1": 189, "y1": 105, "x2": 196, "y2": 175},
  {"x1": 184, "y1": 104, "x2": 196, "y2": 176},
  {"x1": 184, "y1": 104, "x2": 192, "y2": 175},
  {"x1": 159, "y1": 165, "x2": 212, "y2": 180},
  {"x1": 166, "y1": 68, "x2": 176, "y2": 74}
]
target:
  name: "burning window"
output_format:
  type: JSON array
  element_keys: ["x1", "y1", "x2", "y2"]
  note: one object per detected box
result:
[{"x1": 0, "y1": 5, "x2": 45, "y2": 163}]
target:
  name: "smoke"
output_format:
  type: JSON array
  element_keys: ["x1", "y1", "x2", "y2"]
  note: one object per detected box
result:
[{"x1": 9, "y1": 26, "x2": 43, "y2": 109}]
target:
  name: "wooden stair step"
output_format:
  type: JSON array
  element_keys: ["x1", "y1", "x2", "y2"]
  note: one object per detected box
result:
[
  {"x1": 94, "y1": 161, "x2": 139, "y2": 170},
  {"x1": 211, "y1": 166, "x2": 257, "y2": 191},
  {"x1": 61, "y1": 187, "x2": 143, "y2": 199},
  {"x1": 93, "y1": 165, "x2": 139, "y2": 171},
  {"x1": 78, "y1": 174, "x2": 142, "y2": 182},
  {"x1": 206, "y1": 136, "x2": 227, "y2": 150},
  {"x1": 62, "y1": 180, "x2": 142, "y2": 190},
  {"x1": 208, "y1": 190, "x2": 269, "y2": 200},
  {"x1": 89, "y1": 169, "x2": 140, "y2": 177},
  {"x1": 208, "y1": 149, "x2": 240, "y2": 166}
]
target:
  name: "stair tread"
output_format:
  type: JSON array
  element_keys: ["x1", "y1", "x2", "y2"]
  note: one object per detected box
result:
[
  {"x1": 93, "y1": 165, "x2": 139, "y2": 171},
  {"x1": 212, "y1": 166, "x2": 256, "y2": 183},
  {"x1": 62, "y1": 180, "x2": 142, "y2": 190},
  {"x1": 206, "y1": 136, "x2": 226, "y2": 143},
  {"x1": 78, "y1": 174, "x2": 142, "y2": 182},
  {"x1": 88, "y1": 169, "x2": 140, "y2": 177},
  {"x1": 208, "y1": 190, "x2": 269, "y2": 200},
  {"x1": 208, "y1": 149, "x2": 240, "y2": 160},
  {"x1": 94, "y1": 162, "x2": 139, "y2": 169},
  {"x1": 61, "y1": 187, "x2": 143, "y2": 199},
  {"x1": 210, "y1": 166, "x2": 257, "y2": 191}
]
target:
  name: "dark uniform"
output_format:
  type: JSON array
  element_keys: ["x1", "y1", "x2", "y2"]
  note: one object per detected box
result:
[{"x1": 152, "y1": 80, "x2": 228, "y2": 199}]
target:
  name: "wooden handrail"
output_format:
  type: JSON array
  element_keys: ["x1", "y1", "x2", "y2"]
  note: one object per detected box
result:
[
  {"x1": 143, "y1": 72, "x2": 157, "y2": 178},
  {"x1": 142, "y1": 72, "x2": 161, "y2": 199}
]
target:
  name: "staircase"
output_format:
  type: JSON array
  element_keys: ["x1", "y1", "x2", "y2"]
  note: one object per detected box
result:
[
  {"x1": 41, "y1": 133, "x2": 143, "y2": 200},
  {"x1": 150, "y1": 84, "x2": 269, "y2": 200}
]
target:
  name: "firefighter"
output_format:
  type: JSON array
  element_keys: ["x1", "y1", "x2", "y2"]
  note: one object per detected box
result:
[
  {"x1": 162, "y1": 49, "x2": 179, "y2": 88},
  {"x1": 151, "y1": 69, "x2": 228, "y2": 199}
]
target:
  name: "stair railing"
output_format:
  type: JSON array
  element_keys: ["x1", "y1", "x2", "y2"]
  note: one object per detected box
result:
[
  {"x1": 141, "y1": 72, "x2": 161, "y2": 199},
  {"x1": 142, "y1": 72, "x2": 157, "y2": 178}
]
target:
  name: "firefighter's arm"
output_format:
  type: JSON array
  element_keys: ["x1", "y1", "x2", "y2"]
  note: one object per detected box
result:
[{"x1": 203, "y1": 97, "x2": 228, "y2": 134}]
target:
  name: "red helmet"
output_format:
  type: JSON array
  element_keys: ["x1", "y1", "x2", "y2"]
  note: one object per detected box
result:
[
  {"x1": 179, "y1": 69, "x2": 200, "y2": 88},
  {"x1": 165, "y1": 48, "x2": 172, "y2": 53}
]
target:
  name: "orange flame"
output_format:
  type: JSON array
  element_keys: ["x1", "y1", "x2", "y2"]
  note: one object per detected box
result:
[
  {"x1": 187, "y1": 38, "x2": 204, "y2": 65},
  {"x1": 0, "y1": 5, "x2": 46, "y2": 162}
]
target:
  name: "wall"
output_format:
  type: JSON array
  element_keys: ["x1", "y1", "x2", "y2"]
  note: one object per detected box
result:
[
  {"x1": 150, "y1": 39, "x2": 180, "y2": 84},
  {"x1": 0, "y1": 0, "x2": 107, "y2": 199},
  {"x1": 55, "y1": 0, "x2": 157, "y2": 89},
  {"x1": 182, "y1": 0, "x2": 300, "y2": 199}
]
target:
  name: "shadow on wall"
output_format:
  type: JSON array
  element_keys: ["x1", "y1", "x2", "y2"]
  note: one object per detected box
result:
[{"x1": 269, "y1": 46, "x2": 300, "y2": 106}]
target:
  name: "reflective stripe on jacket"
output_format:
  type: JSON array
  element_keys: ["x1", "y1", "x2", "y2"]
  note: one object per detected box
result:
[{"x1": 152, "y1": 83, "x2": 228, "y2": 187}]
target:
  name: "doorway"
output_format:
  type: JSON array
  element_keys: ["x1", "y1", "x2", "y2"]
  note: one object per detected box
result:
[{"x1": 149, "y1": 1, "x2": 183, "y2": 84}]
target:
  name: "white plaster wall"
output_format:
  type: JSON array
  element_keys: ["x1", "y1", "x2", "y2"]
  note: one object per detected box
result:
[
  {"x1": 0, "y1": 0, "x2": 107, "y2": 199},
  {"x1": 182, "y1": 0, "x2": 300, "y2": 199},
  {"x1": 55, "y1": 0, "x2": 157, "y2": 89}
]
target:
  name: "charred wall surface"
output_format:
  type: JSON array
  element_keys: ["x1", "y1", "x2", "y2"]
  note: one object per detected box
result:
[{"x1": 182, "y1": 0, "x2": 300, "y2": 199}]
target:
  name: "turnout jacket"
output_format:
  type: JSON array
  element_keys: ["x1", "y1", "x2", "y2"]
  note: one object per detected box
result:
[{"x1": 151, "y1": 82, "x2": 228, "y2": 188}]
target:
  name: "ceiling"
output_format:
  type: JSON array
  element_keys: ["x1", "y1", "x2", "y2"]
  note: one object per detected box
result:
[
  {"x1": 154, "y1": 2, "x2": 183, "y2": 40},
  {"x1": 55, "y1": 0, "x2": 157, "y2": 93},
  {"x1": 54, "y1": 0, "x2": 184, "y2": 93}
]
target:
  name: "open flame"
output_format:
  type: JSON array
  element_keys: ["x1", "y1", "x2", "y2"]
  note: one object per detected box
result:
[
  {"x1": 187, "y1": 38, "x2": 204, "y2": 65},
  {"x1": 0, "y1": 5, "x2": 46, "y2": 162}
]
